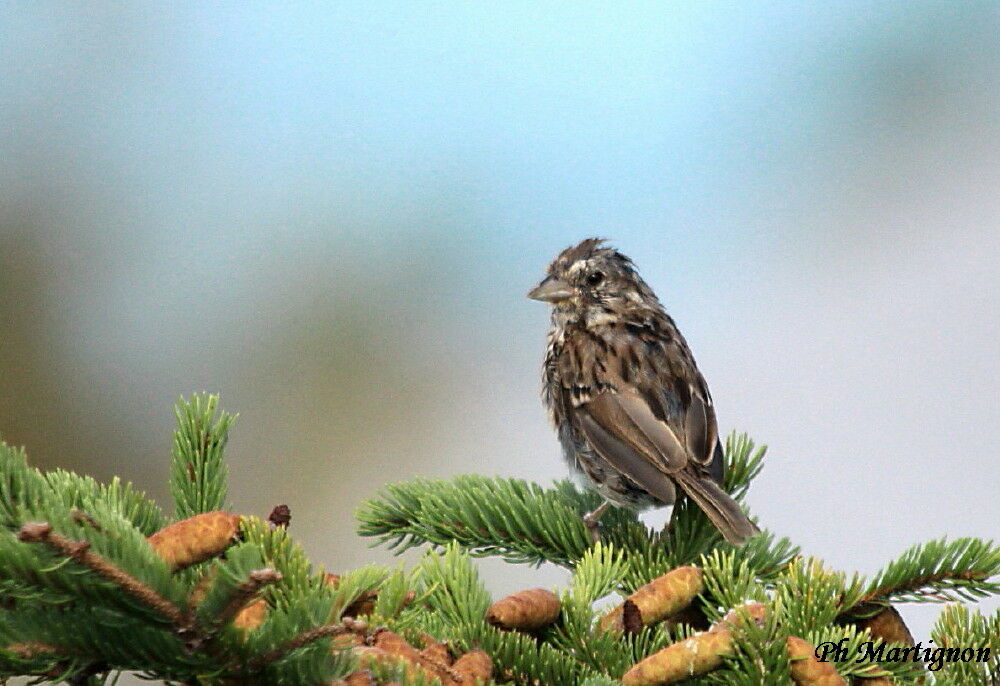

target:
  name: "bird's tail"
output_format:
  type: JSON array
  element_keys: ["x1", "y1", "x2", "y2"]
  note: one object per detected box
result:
[{"x1": 674, "y1": 472, "x2": 759, "y2": 545}]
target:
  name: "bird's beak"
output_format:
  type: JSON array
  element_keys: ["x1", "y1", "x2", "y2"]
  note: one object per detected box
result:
[{"x1": 527, "y1": 277, "x2": 574, "y2": 303}]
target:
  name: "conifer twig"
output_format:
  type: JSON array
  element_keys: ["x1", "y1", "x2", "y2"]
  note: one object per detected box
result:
[
  {"x1": 17, "y1": 523, "x2": 185, "y2": 626},
  {"x1": 214, "y1": 568, "x2": 282, "y2": 627},
  {"x1": 857, "y1": 569, "x2": 993, "y2": 607},
  {"x1": 845, "y1": 537, "x2": 1000, "y2": 611},
  {"x1": 250, "y1": 623, "x2": 349, "y2": 669},
  {"x1": 69, "y1": 509, "x2": 102, "y2": 531}
]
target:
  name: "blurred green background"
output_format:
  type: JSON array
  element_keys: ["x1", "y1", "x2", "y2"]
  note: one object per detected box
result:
[{"x1": 1, "y1": 1, "x2": 997, "y2": 653}]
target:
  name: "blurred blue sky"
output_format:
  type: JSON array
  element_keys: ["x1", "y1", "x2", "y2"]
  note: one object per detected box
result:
[
  {"x1": 3, "y1": 2, "x2": 996, "y2": 376},
  {"x1": 2, "y1": 2, "x2": 997, "y2": 649},
  {"x1": 5, "y1": 3, "x2": 994, "y2": 264}
]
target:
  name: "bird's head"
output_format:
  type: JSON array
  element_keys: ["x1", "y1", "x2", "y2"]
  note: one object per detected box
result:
[{"x1": 528, "y1": 238, "x2": 658, "y2": 323}]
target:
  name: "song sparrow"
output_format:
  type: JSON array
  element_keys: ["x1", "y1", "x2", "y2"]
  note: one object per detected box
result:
[{"x1": 528, "y1": 238, "x2": 758, "y2": 545}]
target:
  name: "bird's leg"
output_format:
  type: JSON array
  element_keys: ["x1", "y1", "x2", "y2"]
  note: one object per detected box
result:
[{"x1": 582, "y1": 501, "x2": 611, "y2": 543}]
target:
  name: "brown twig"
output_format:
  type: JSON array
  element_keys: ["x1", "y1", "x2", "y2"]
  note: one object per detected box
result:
[
  {"x1": 251, "y1": 623, "x2": 348, "y2": 669},
  {"x1": 852, "y1": 569, "x2": 991, "y2": 609},
  {"x1": 70, "y1": 509, "x2": 102, "y2": 531},
  {"x1": 18, "y1": 523, "x2": 185, "y2": 626},
  {"x1": 214, "y1": 568, "x2": 282, "y2": 627}
]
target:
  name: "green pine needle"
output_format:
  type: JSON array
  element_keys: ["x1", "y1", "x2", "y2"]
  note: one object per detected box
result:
[
  {"x1": 169, "y1": 394, "x2": 235, "y2": 520},
  {"x1": 856, "y1": 537, "x2": 1000, "y2": 608},
  {"x1": 357, "y1": 474, "x2": 596, "y2": 566}
]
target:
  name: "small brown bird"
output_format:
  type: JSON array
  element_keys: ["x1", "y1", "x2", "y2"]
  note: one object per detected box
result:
[{"x1": 528, "y1": 238, "x2": 758, "y2": 545}]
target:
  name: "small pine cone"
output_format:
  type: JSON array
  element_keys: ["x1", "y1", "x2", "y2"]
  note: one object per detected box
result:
[
  {"x1": 353, "y1": 645, "x2": 387, "y2": 670},
  {"x1": 419, "y1": 635, "x2": 453, "y2": 672},
  {"x1": 859, "y1": 606, "x2": 914, "y2": 646},
  {"x1": 449, "y1": 649, "x2": 493, "y2": 685},
  {"x1": 486, "y1": 588, "x2": 561, "y2": 631},
  {"x1": 267, "y1": 504, "x2": 291, "y2": 529},
  {"x1": 787, "y1": 636, "x2": 847, "y2": 686},
  {"x1": 621, "y1": 629, "x2": 734, "y2": 685},
  {"x1": 232, "y1": 597, "x2": 267, "y2": 632},
  {"x1": 356, "y1": 646, "x2": 432, "y2": 681},
  {"x1": 713, "y1": 601, "x2": 768, "y2": 630},
  {"x1": 147, "y1": 511, "x2": 241, "y2": 570},
  {"x1": 366, "y1": 630, "x2": 450, "y2": 682},
  {"x1": 371, "y1": 630, "x2": 424, "y2": 665},
  {"x1": 600, "y1": 566, "x2": 704, "y2": 633}
]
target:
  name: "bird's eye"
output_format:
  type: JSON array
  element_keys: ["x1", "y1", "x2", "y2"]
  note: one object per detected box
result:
[{"x1": 586, "y1": 271, "x2": 605, "y2": 287}]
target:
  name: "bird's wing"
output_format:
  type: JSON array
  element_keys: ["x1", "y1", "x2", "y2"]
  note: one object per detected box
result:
[
  {"x1": 556, "y1": 319, "x2": 721, "y2": 481},
  {"x1": 575, "y1": 402, "x2": 678, "y2": 506},
  {"x1": 684, "y1": 385, "x2": 720, "y2": 472},
  {"x1": 579, "y1": 389, "x2": 755, "y2": 544},
  {"x1": 577, "y1": 390, "x2": 690, "y2": 479}
]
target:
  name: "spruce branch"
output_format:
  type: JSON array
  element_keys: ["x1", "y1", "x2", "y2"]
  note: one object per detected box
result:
[
  {"x1": 0, "y1": 497, "x2": 185, "y2": 619},
  {"x1": 393, "y1": 543, "x2": 599, "y2": 685},
  {"x1": 721, "y1": 432, "x2": 767, "y2": 501},
  {"x1": 357, "y1": 432, "x2": 775, "y2": 579},
  {"x1": 850, "y1": 537, "x2": 1000, "y2": 610},
  {"x1": 1, "y1": 441, "x2": 165, "y2": 536},
  {"x1": 2, "y1": 604, "x2": 205, "y2": 676},
  {"x1": 214, "y1": 568, "x2": 282, "y2": 629},
  {"x1": 931, "y1": 604, "x2": 999, "y2": 684},
  {"x1": 170, "y1": 393, "x2": 236, "y2": 520},
  {"x1": 370, "y1": 567, "x2": 419, "y2": 621},
  {"x1": 327, "y1": 565, "x2": 391, "y2": 622},
  {"x1": 416, "y1": 542, "x2": 492, "y2": 628},
  {"x1": 0, "y1": 639, "x2": 65, "y2": 681},
  {"x1": 237, "y1": 516, "x2": 329, "y2": 612},
  {"x1": 357, "y1": 475, "x2": 596, "y2": 566},
  {"x1": 250, "y1": 622, "x2": 349, "y2": 669},
  {"x1": 62, "y1": 661, "x2": 109, "y2": 686},
  {"x1": 455, "y1": 620, "x2": 602, "y2": 686},
  {"x1": 3, "y1": 395, "x2": 997, "y2": 685},
  {"x1": 17, "y1": 522, "x2": 185, "y2": 627},
  {"x1": 774, "y1": 557, "x2": 857, "y2": 635}
]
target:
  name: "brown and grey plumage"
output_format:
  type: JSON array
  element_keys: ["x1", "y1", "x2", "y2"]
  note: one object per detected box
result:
[{"x1": 528, "y1": 238, "x2": 759, "y2": 545}]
